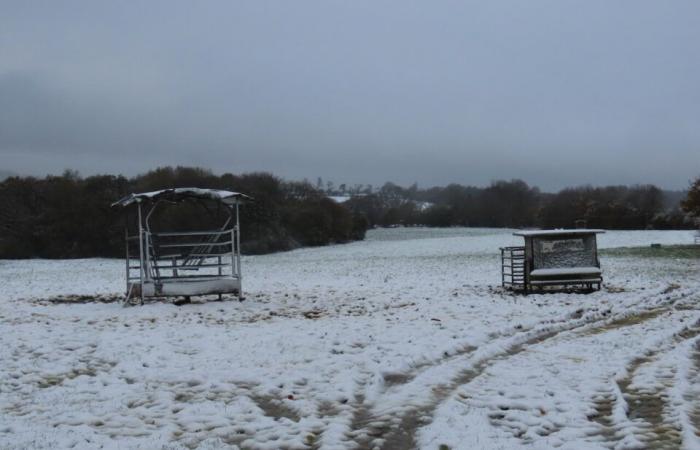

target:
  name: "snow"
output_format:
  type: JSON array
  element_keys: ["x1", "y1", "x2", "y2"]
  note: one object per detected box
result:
[
  {"x1": 514, "y1": 229, "x2": 605, "y2": 237},
  {"x1": 1, "y1": 228, "x2": 699, "y2": 449},
  {"x1": 530, "y1": 267, "x2": 602, "y2": 276},
  {"x1": 112, "y1": 188, "x2": 250, "y2": 207}
]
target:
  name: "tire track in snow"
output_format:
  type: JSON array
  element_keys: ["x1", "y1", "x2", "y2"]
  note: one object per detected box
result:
[
  {"x1": 346, "y1": 325, "x2": 568, "y2": 449},
  {"x1": 618, "y1": 365, "x2": 682, "y2": 450},
  {"x1": 346, "y1": 316, "x2": 587, "y2": 449},
  {"x1": 379, "y1": 304, "x2": 589, "y2": 390},
  {"x1": 249, "y1": 395, "x2": 301, "y2": 423},
  {"x1": 688, "y1": 340, "x2": 700, "y2": 439},
  {"x1": 370, "y1": 329, "x2": 561, "y2": 450},
  {"x1": 345, "y1": 285, "x2": 693, "y2": 450},
  {"x1": 588, "y1": 319, "x2": 700, "y2": 450},
  {"x1": 381, "y1": 344, "x2": 478, "y2": 388}
]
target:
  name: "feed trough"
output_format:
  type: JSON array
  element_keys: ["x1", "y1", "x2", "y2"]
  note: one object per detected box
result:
[
  {"x1": 501, "y1": 229, "x2": 605, "y2": 293},
  {"x1": 112, "y1": 188, "x2": 250, "y2": 305}
]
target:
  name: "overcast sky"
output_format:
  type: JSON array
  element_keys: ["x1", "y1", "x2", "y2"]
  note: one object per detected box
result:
[{"x1": 1, "y1": 1, "x2": 699, "y2": 191}]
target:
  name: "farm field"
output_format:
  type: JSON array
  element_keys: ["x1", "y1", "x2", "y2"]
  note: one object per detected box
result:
[{"x1": 1, "y1": 228, "x2": 700, "y2": 450}]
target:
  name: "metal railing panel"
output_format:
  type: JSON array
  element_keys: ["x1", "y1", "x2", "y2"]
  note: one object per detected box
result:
[
  {"x1": 501, "y1": 246, "x2": 526, "y2": 290},
  {"x1": 125, "y1": 225, "x2": 242, "y2": 302},
  {"x1": 136, "y1": 228, "x2": 240, "y2": 282}
]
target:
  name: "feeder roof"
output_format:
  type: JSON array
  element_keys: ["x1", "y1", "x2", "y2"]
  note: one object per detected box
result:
[
  {"x1": 112, "y1": 188, "x2": 251, "y2": 207},
  {"x1": 513, "y1": 229, "x2": 605, "y2": 237}
]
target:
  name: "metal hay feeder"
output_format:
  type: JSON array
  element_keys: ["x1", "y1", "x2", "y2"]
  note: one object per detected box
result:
[
  {"x1": 501, "y1": 229, "x2": 605, "y2": 293},
  {"x1": 112, "y1": 188, "x2": 251, "y2": 305}
]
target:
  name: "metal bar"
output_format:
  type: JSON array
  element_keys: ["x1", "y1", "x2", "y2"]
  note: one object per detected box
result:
[
  {"x1": 144, "y1": 274, "x2": 240, "y2": 280},
  {"x1": 156, "y1": 240, "x2": 233, "y2": 249},
  {"x1": 236, "y1": 202, "x2": 241, "y2": 281},
  {"x1": 125, "y1": 226, "x2": 129, "y2": 299},
  {"x1": 152, "y1": 252, "x2": 185, "y2": 259},
  {"x1": 138, "y1": 203, "x2": 144, "y2": 305},
  {"x1": 147, "y1": 262, "x2": 232, "y2": 269},
  {"x1": 501, "y1": 248, "x2": 505, "y2": 288},
  {"x1": 178, "y1": 251, "x2": 234, "y2": 258},
  {"x1": 526, "y1": 239, "x2": 533, "y2": 294},
  {"x1": 154, "y1": 252, "x2": 233, "y2": 259},
  {"x1": 594, "y1": 235, "x2": 600, "y2": 268},
  {"x1": 231, "y1": 228, "x2": 237, "y2": 277},
  {"x1": 146, "y1": 231, "x2": 160, "y2": 281},
  {"x1": 124, "y1": 282, "x2": 135, "y2": 307},
  {"x1": 153, "y1": 229, "x2": 232, "y2": 237},
  {"x1": 144, "y1": 201, "x2": 160, "y2": 232}
]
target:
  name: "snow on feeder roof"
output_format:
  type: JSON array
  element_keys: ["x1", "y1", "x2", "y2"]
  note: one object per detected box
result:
[
  {"x1": 513, "y1": 229, "x2": 605, "y2": 237},
  {"x1": 112, "y1": 188, "x2": 251, "y2": 208}
]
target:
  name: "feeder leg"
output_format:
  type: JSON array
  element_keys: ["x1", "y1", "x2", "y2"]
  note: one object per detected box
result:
[
  {"x1": 174, "y1": 296, "x2": 192, "y2": 306},
  {"x1": 123, "y1": 283, "x2": 135, "y2": 307}
]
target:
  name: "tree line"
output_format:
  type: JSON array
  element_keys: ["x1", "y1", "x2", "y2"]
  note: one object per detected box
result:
[
  {"x1": 344, "y1": 179, "x2": 696, "y2": 230},
  {"x1": 1, "y1": 168, "x2": 697, "y2": 259},
  {"x1": 0, "y1": 167, "x2": 368, "y2": 259}
]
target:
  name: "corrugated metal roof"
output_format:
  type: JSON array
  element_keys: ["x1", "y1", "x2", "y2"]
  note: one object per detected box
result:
[
  {"x1": 112, "y1": 188, "x2": 251, "y2": 207},
  {"x1": 513, "y1": 229, "x2": 605, "y2": 237}
]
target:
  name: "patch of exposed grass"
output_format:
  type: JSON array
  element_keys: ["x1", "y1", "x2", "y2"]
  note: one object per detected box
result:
[{"x1": 601, "y1": 245, "x2": 700, "y2": 259}]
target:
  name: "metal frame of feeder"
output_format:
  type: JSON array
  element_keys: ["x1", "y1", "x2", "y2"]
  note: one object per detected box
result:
[
  {"x1": 112, "y1": 188, "x2": 250, "y2": 305},
  {"x1": 501, "y1": 229, "x2": 605, "y2": 293}
]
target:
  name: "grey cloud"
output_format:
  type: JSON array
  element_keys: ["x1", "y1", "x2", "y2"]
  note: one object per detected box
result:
[{"x1": 1, "y1": 0, "x2": 699, "y2": 191}]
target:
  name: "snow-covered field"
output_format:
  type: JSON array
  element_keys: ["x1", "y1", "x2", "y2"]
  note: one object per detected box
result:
[{"x1": 1, "y1": 228, "x2": 699, "y2": 450}]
